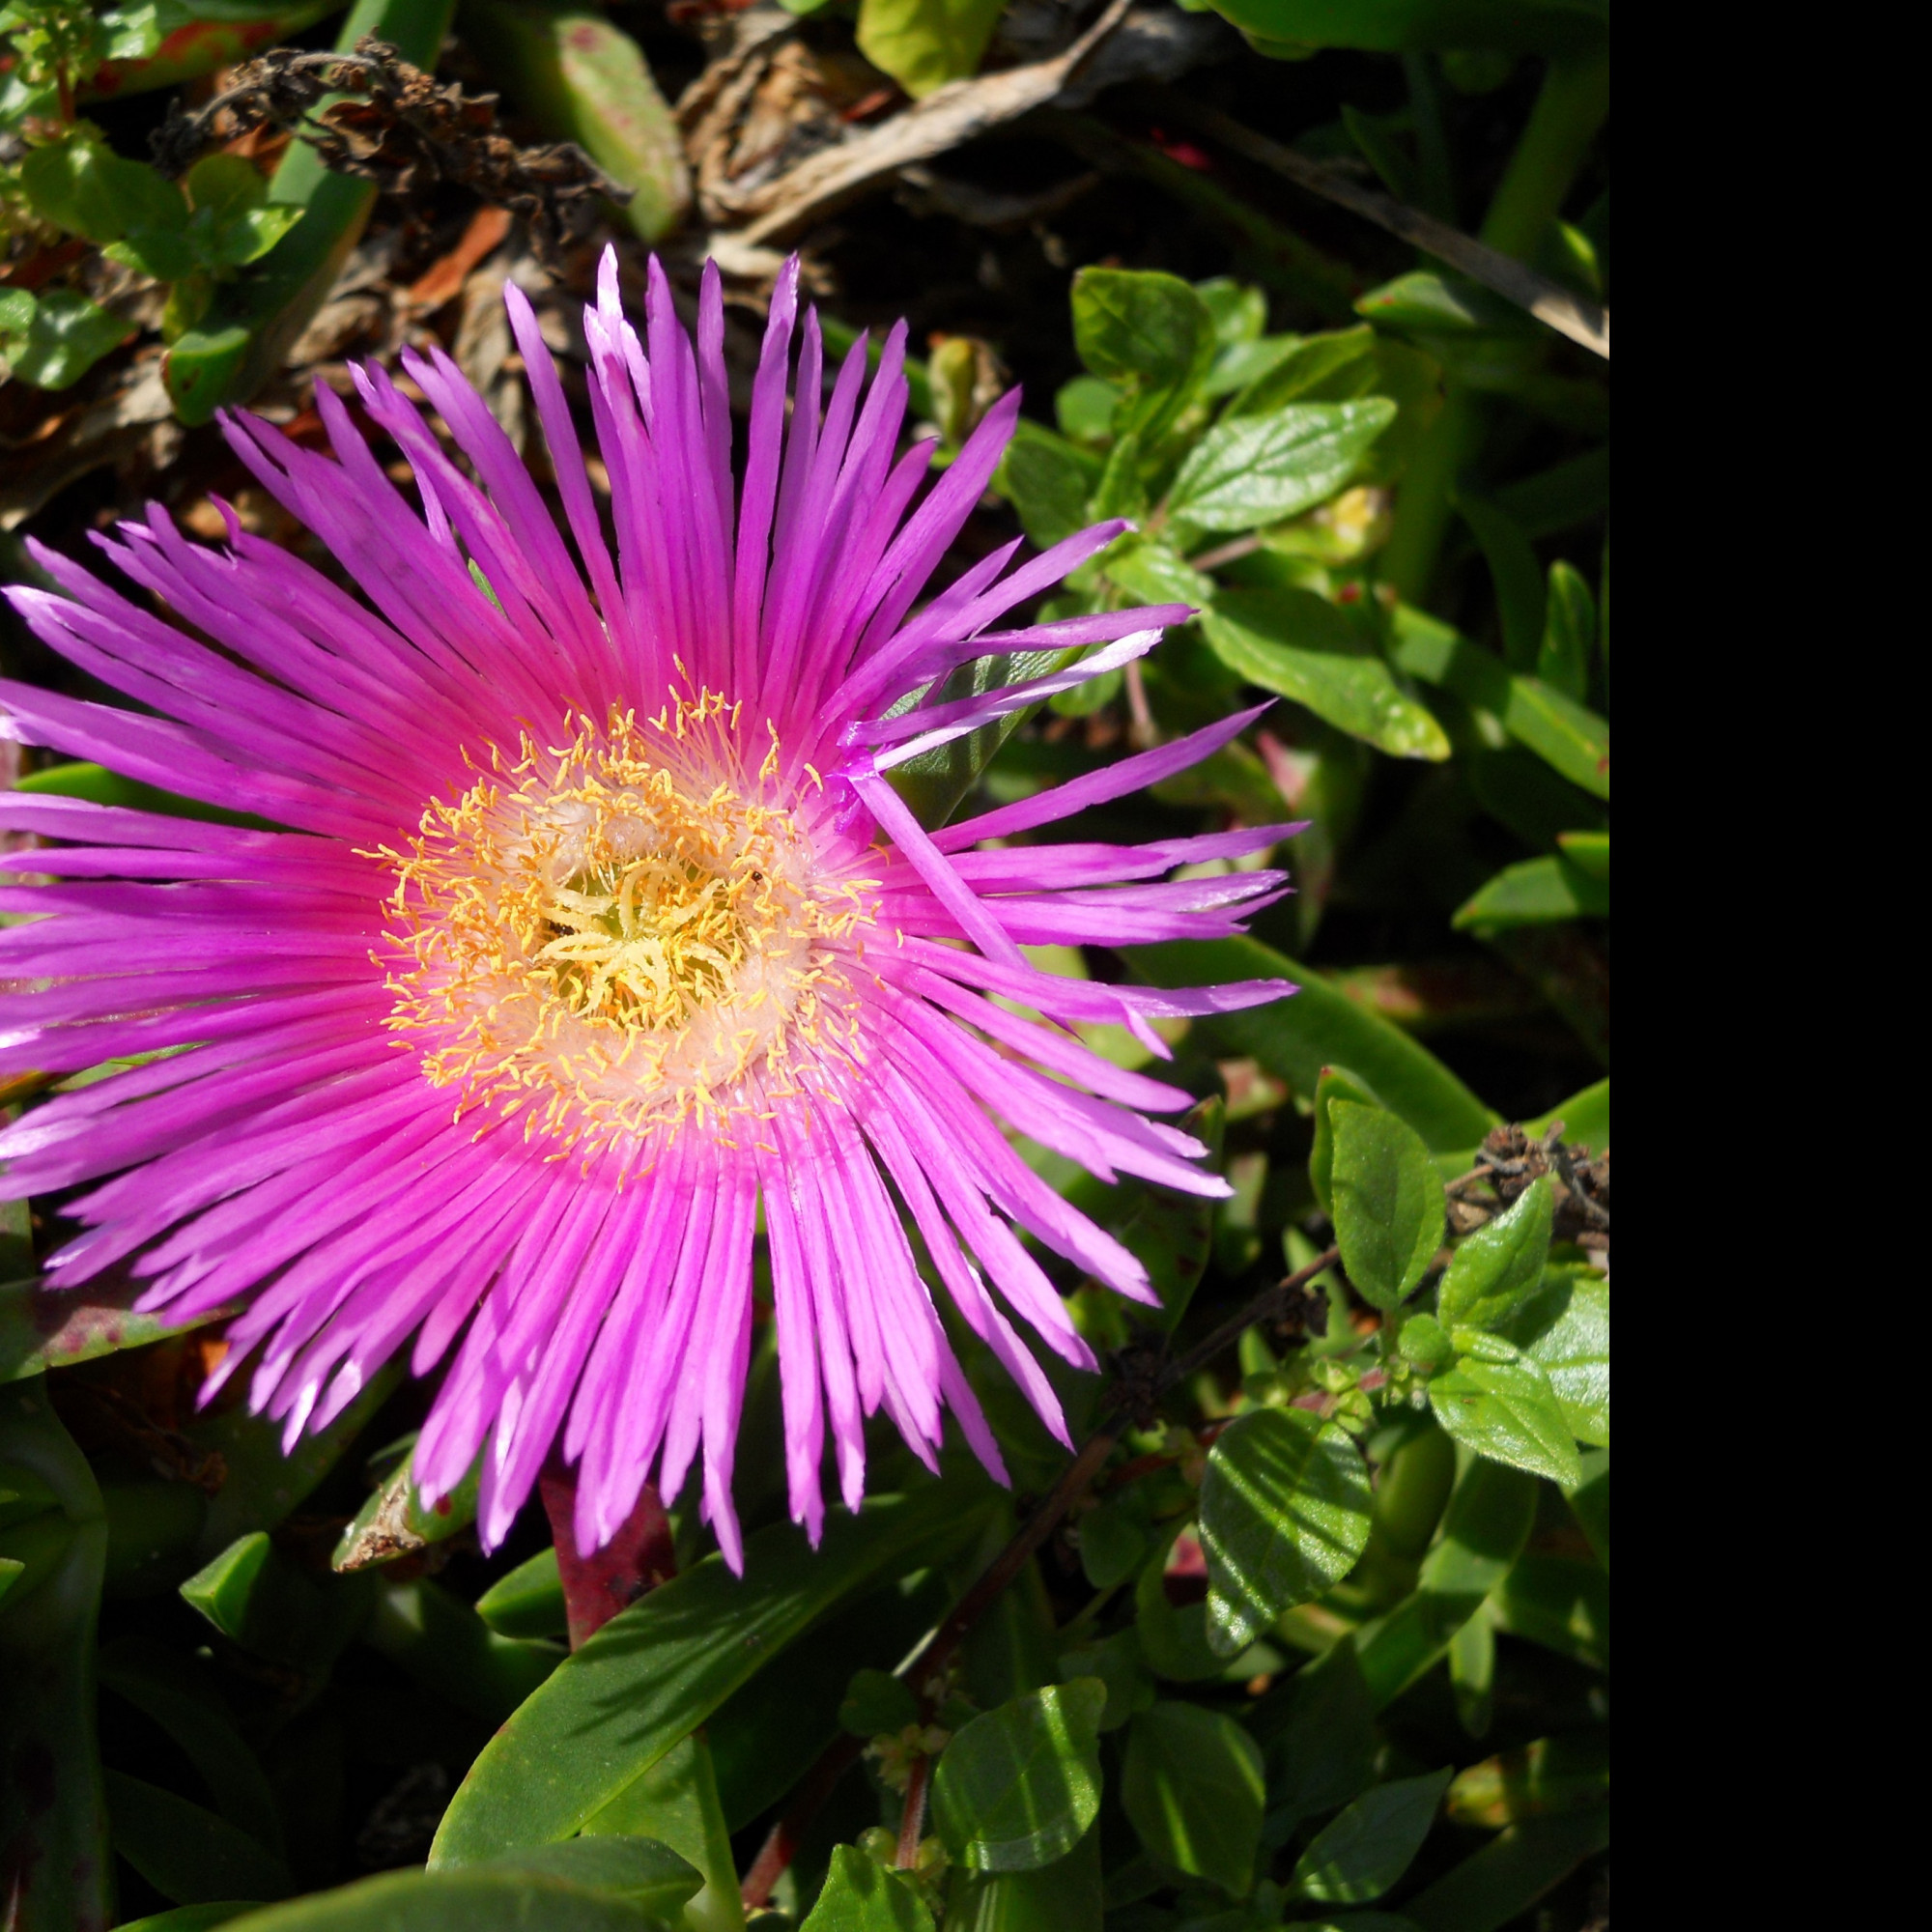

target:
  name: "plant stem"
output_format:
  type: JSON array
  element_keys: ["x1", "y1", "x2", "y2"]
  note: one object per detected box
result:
[
  {"x1": 737, "y1": 1244, "x2": 1341, "y2": 1909},
  {"x1": 895, "y1": 1752, "x2": 931, "y2": 1868}
]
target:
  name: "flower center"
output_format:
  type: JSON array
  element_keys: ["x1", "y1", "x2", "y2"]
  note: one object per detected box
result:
[{"x1": 380, "y1": 700, "x2": 873, "y2": 1151}]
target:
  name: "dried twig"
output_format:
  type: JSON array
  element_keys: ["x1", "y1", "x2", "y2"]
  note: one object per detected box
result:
[
  {"x1": 1168, "y1": 99, "x2": 1609, "y2": 359},
  {"x1": 151, "y1": 39, "x2": 627, "y2": 267}
]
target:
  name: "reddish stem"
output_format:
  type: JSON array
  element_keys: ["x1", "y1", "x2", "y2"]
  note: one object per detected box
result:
[
  {"x1": 538, "y1": 1463, "x2": 676, "y2": 1650},
  {"x1": 895, "y1": 1752, "x2": 931, "y2": 1869}
]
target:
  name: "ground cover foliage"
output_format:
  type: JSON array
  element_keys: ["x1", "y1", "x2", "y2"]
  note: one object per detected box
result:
[{"x1": 3, "y1": 1, "x2": 1608, "y2": 1926}]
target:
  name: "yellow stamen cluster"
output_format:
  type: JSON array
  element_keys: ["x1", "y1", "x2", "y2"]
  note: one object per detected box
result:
[{"x1": 378, "y1": 699, "x2": 875, "y2": 1155}]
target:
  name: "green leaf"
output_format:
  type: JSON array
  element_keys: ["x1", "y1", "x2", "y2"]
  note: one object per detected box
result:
[
  {"x1": 2, "y1": 1267, "x2": 233, "y2": 1381},
  {"x1": 931, "y1": 1680, "x2": 1105, "y2": 1873},
  {"x1": 1073, "y1": 1493, "x2": 1150, "y2": 1590},
  {"x1": 362, "y1": 1577, "x2": 562, "y2": 1724},
  {"x1": 331, "y1": 1436, "x2": 480, "y2": 1571},
  {"x1": 1054, "y1": 374, "x2": 1118, "y2": 444},
  {"x1": 0, "y1": 286, "x2": 132, "y2": 389},
  {"x1": 1195, "y1": 276, "x2": 1267, "y2": 348},
  {"x1": 1355, "y1": 270, "x2": 1535, "y2": 337},
  {"x1": 1056, "y1": 1629, "x2": 1154, "y2": 1733},
  {"x1": 1170, "y1": 400, "x2": 1395, "y2": 533},
  {"x1": 1329, "y1": 1101, "x2": 1443, "y2": 1311},
  {"x1": 1200, "y1": 1407, "x2": 1373, "y2": 1656},
  {"x1": 1454, "y1": 496, "x2": 1544, "y2": 671},
  {"x1": 855, "y1": 0, "x2": 1004, "y2": 95},
  {"x1": 942, "y1": 1821, "x2": 1101, "y2": 1932},
  {"x1": 1248, "y1": 1643, "x2": 1375, "y2": 1832},
  {"x1": 1199, "y1": 587, "x2": 1448, "y2": 759},
  {"x1": 1350, "y1": 1458, "x2": 1535, "y2": 1711},
  {"x1": 1566, "y1": 1448, "x2": 1607, "y2": 1568},
  {"x1": 1102, "y1": 536, "x2": 1213, "y2": 611},
  {"x1": 1192, "y1": 0, "x2": 1607, "y2": 55},
  {"x1": 1556, "y1": 829, "x2": 1607, "y2": 880},
  {"x1": 996, "y1": 423, "x2": 1102, "y2": 550},
  {"x1": 14, "y1": 757, "x2": 271, "y2": 830},
  {"x1": 475, "y1": 1835, "x2": 701, "y2": 1913},
  {"x1": 802, "y1": 1845, "x2": 934, "y2": 1931},
  {"x1": 1132, "y1": 938, "x2": 1495, "y2": 1151},
  {"x1": 1436, "y1": 1180, "x2": 1552, "y2": 1331},
  {"x1": 455, "y1": 0, "x2": 689, "y2": 242},
  {"x1": 1491, "y1": 1553, "x2": 1606, "y2": 1670},
  {"x1": 216, "y1": 1866, "x2": 682, "y2": 1930},
  {"x1": 1444, "y1": 1734, "x2": 1608, "y2": 1831},
  {"x1": 431, "y1": 1483, "x2": 990, "y2": 1864},
  {"x1": 1133, "y1": 1529, "x2": 1222, "y2": 1684},
  {"x1": 1309, "y1": 1066, "x2": 1382, "y2": 1215},
  {"x1": 99, "y1": 1637, "x2": 282, "y2": 1854},
  {"x1": 0, "y1": 1378, "x2": 110, "y2": 1932},
  {"x1": 1288, "y1": 1769, "x2": 1452, "y2": 1904},
  {"x1": 1223, "y1": 324, "x2": 1378, "y2": 416},
  {"x1": 1069, "y1": 267, "x2": 1215, "y2": 441},
  {"x1": 578, "y1": 1733, "x2": 742, "y2": 1932},
  {"x1": 1520, "y1": 1078, "x2": 1606, "y2": 1155},
  {"x1": 179, "y1": 1531, "x2": 372, "y2": 1674},
  {"x1": 1453, "y1": 855, "x2": 1606, "y2": 930},
  {"x1": 473, "y1": 1545, "x2": 566, "y2": 1638},
  {"x1": 1402, "y1": 1805, "x2": 1608, "y2": 1932},
  {"x1": 1537, "y1": 561, "x2": 1593, "y2": 699},
  {"x1": 115, "y1": 1906, "x2": 261, "y2": 1932},
  {"x1": 1505, "y1": 1271, "x2": 1607, "y2": 1448},
  {"x1": 1430, "y1": 1333, "x2": 1580, "y2": 1487},
  {"x1": 105, "y1": 1770, "x2": 295, "y2": 1906},
  {"x1": 1122, "y1": 1702, "x2": 1265, "y2": 1896},
  {"x1": 839, "y1": 1666, "x2": 920, "y2": 1738},
  {"x1": 1388, "y1": 606, "x2": 1608, "y2": 800},
  {"x1": 19, "y1": 129, "x2": 185, "y2": 247},
  {"x1": 183, "y1": 153, "x2": 301, "y2": 269}
]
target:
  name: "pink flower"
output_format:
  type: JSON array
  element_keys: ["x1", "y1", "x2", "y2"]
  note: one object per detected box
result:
[{"x1": 1, "y1": 253, "x2": 1293, "y2": 1569}]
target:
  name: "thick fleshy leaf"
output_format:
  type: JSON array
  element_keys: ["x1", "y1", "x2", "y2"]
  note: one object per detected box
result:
[
  {"x1": 1430, "y1": 1333, "x2": 1581, "y2": 1487},
  {"x1": 1200, "y1": 1407, "x2": 1373, "y2": 1656},
  {"x1": 1287, "y1": 1769, "x2": 1452, "y2": 1905},
  {"x1": 432, "y1": 1484, "x2": 990, "y2": 1864},
  {"x1": 1200, "y1": 589, "x2": 1448, "y2": 759},
  {"x1": 331, "y1": 1437, "x2": 481, "y2": 1571},
  {"x1": 1122, "y1": 1703, "x2": 1265, "y2": 1897},
  {"x1": 577, "y1": 1736, "x2": 740, "y2": 1932},
  {"x1": 104, "y1": 1772, "x2": 295, "y2": 1907},
  {"x1": 474, "y1": 1546, "x2": 568, "y2": 1639},
  {"x1": 1436, "y1": 1180, "x2": 1553, "y2": 1332},
  {"x1": 1453, "y1": 855, "x2": 1607, "y2": 929},
  {"x1": 932, "y1": 1680, "x2": 1106, "y2": 1873},
  {"x1": 1401, "y1": 1806, "x2": 1609, "y2": 1932},
  {"x1": 217, "y1": 1868, "x2": 676, "y2": 1931},
  {"x1": 1329, "y1": 1101, "x2": 1444, "y2": 1310},
  {"x1": 473, "y1": 1836, "x2": 700, "y2": 1913},
  {"x1": 1194, "y1": 0, "x2": 1606, "y2": 56},
  {"x1": 363, "y1": 1577, "x2": 563, "y2": 1724},
  {"x1": 2, "y1": 1268, "x2": 234, "y2": 1382},
  {"x1": 1170, "y1": 402, "x2": 1395, "y2": 532}
]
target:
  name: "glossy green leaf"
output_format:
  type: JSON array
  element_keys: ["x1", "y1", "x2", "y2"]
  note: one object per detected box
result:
[
  {"x1": 1122, "y1": 1702, "x2": 1265, "y2": 1896},
  {"x1": 1388, "y1": 606, "x2": 1608, "y2": 800},
  {"x1": 1329, "y1": 1101, "x2": 1443, "y2": 1311},
  {"x1": 1436, "y1": 1180, "x2": 1552, "y2": 1332},
  {"x1": 115, "y1": 1906, "x2": 261, "y2": 1932},
  {"x1": 1430, "y1": 1332, "x2": 1580, "y2": 1487},
  {"x1": 801, "y1": 1846, "x2": 934, "y2": 1931},
  {"x1": 474, "y1": 1545, "x2": 567, "y2": 1638},
  {"x1": 1171, "y1": 401, "x2": 1395, "y2": 533},
  {"x1": 1537, "y1": 562, "x2": 1594, "y2": 699},
  {"x1": 1102, "y1": 537, "x2": 1214, "y2": 611},
  {"x1": 475, "y1": 1834, "x2": 700, "y2": 1912},
  {"x1": 1133, "y1": 938, "x2": 1494, "y2": 1151},
  {"x1": 1200, "y1": 1407, "x2": 1373, "y2": 1656},
  {"x1": 579, "y1": 1734, "x2": 741, "y2": 1932},
  {"x1": 19, "y1": 129, "x2": 185, "y2": 249},
  {"x1": 1191, "y1": 0, "x2": 1606, "y2": 55},
  {"x1": 931, "y1": 1680, "x2": 1105, "y2": 1873},
  {"x1": 1309, "y1": 1066, "x2": 1383, "y2": 1215},
  {"x1": 942, "y1": 1820, "x2": 1101, "y2": 1932},
  {"x1": 104, "y1": 1771, "x2": 295, "y2": 1906},
  {"x1": 1223, "y1": 325, "x2": 1378, "y2": 415},
  {"x1": 855, "y1": 0, "x2": 1003, "y2": 94},
  {"x1": 0, "y1": 1266, "x2": 229, "y2": 1382},
  {"x1": 0, "y1": 286, "x2": 132, "y2": 389},
  {"x1": 432, "y1": 1483, "x2": 990, "y2": 1864},
  {"x1": 1054, "y1": 374, "x2": 1118, "y2": 444},
  {"x1": 1250, "y1": 1643, "x2": 1375, "y2": 1832},
  {"x1": 1491, "y1": 1553, "x2": 1606, "y2": 1670},
  {"x1": 456, "y1": 0, "x2": 689, "y2": 239},
  {"x1": 1445, "y1": 1734, "x2": 1608, "y2": 1831},
  {"x1": 839, "y1": 1666, "x2": 920, "y2": 1738},
  {"x1": 1403, "y1": 1804, "x2": 1608, "y2": 1932},
  {"x1": 1556, "y1": 829, "x2": 1608, "y2": 880},
  {"x1": 1566, "y1": 1449, "x2": 1607, "y2": 1568},
  {"x1": 1452, "y1": 855, "x2": 1607, "y2": 929},
  {"x1": 1057, "y1": 1629, "x2": 1154, "y2": 1733},
  {"x1": 1504, "y1": 1269, "x2": 1607, "y2": 1447},
  {"x1": 1200, "y1": 587, "x2": 1448, "y2": 759},
  {"x1": 1288, "y1": 1769, "x2": 1452, "y2": 1904},
  {"x1": 1350, "y1": 1458, "x2": 1535, "y2": 1711},
  {"x1": 1070, "y1": 268, "x2": 1216, "y2": 440},
  {"x1": 1524, "y1": 1079, "x2": 1607, "y2": 1154},
  {"x1": 1196, "y1": 276, "x2": 1267, "y2": 348},
  {"x1": 997, "y1": 423, "x2": 1101, "y2": 550},
  {"x1": 1357, "y1": 271, "x2": 1533, "y2": 337},
  {"x1": 218, "y1": 1867, "x2": 675, "y2": 1930}
]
